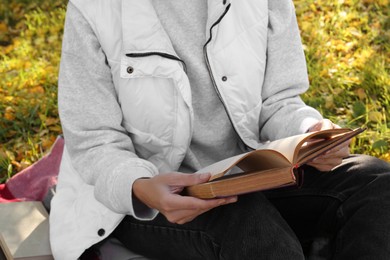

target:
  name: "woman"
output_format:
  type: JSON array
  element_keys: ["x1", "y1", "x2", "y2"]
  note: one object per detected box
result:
[{"x1": 50, "y1": 0, "x2": 390, "y2": 259}]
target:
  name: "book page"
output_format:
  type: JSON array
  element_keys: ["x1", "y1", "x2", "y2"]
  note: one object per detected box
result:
[
  {"x1": 195, "y1": 128, "x2": 360, "y2": 181},
  {"x1": 197, "y1": 150, "x2": 291, "y2": 181},
  {"x1": 235, "y1": 150, "x2": 291, "y2": 174},
  {"x1": 196, "y1": 152, "x2": 253, "y2": 179},
  {"x1": 256, "y1": 133, "x2": 313, "y2": 163},
  {"x1": 296, "y1": 128, "x2": 364, "y2": 165},
  {"x1": 0, "y1": 202, "x2": 53, "y2": 259},
  {"x1": 257, "y1": 128, "x2": 353, "y2": 163},
  {"x1": 297, "y1": 134, "x2": 344, "y2": 162}
]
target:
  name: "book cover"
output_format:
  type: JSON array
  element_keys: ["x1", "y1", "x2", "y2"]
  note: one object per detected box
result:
[{"x1": 185, "y1": 127, "x2": 364, "y2": 198}]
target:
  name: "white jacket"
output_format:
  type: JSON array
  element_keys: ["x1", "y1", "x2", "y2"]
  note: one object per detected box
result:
[{"x1": 50, "y1": 0, "x2": 322, "y2": 259}]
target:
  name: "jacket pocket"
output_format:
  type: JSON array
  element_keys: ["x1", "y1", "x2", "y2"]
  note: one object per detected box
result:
[
  {"x1": 122, "y1": 120, "x2": 171, "y2": 164},
  {"x1": 117, "y1": 54, "x2": 188, "y2": 159},
  {"x1": 120, "y1": 53, "x2": 185, "y2": 79}
]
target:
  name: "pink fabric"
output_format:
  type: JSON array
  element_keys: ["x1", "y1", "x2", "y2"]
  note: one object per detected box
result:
[
  {"x1": 0, "y1": 184, "x2": 20, "y2": 202},
  {"x1": 0, "y1": 136, "x2": 64, "y2": 202}
]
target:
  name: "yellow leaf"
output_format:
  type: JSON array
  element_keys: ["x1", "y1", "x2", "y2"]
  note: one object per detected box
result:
[
  {"x1": 0, "y1": 22, "x2": 7, "y2": 32},
  {"x1": 29, "y1": 86, "x2": 45, "y2": 94},
  {"x1": 0, "y1": 148, "x2": 7, "y2": 159},
  {"x1": 380, "y1": 153, "x2": 390, "y2": 162},
  {"x1": 349, "y1": 28, "x2": 362, "y2": 38},
  {"x1": 4, "y1": 106, "x2": 16, "y2": 121},
  {"x1": 19, "y1": 161, "x2": 31, "y2": 171},
  {"x1": 39, "y1": 113, "x2": 46, "y2": 123},
  {"x1": 41, "y1": 138, "x2": 55, "y2": 150},
  {"x1": 333, "y1": 87, "x2": 343, "y2": 95},
  {"x1": 325, "y1": 96, "x2": 334, "y2": 109},
  {"x1": 368, "y1": 111, "x2": 382, "y2": 123},
  {"x1": 45, "y1": 117, "x2": 59, "y2": 126},
  {"x1": 49, "y1": 125, "x2": 62, "y2": 133},
  {"x1": 356, "y1": 88, "x2": 366, "y2": 100},
  {"x1": 5, "y1": 150, "x2": 15, "y2": 161},
  {"x1": 379, "y1": 0, "x2": 388, "y2": 6},
  {"x1": 4, "y1": 96, "x2": 14, "y2": 102},
  {"x1": 24, "y1": 61, "x2": 32, "y2": 69}
]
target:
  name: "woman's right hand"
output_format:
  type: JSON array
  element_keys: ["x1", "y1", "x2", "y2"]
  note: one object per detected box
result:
[{"x1": 132, "y1": 172, "x2": 237, "y2": 224}]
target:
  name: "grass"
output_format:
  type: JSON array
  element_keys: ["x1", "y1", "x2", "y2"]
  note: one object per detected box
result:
[
  {"x1": 0, "y1": 0, "x2": 66, "y2": 182},
  {"x1": 0, "y1": 0, "x2": 389, "y2": 182},
  {"x1": 295, "y1": 0, "x2": 390, "y2": 160}
]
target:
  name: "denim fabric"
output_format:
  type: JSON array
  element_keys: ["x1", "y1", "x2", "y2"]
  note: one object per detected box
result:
[{"x1": 113, "y1": 155, "x2": 390, "y2": 260}]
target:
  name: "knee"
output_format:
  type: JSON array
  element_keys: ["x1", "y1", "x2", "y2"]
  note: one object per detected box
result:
[
  {"x1": 223, "y1": 192, "x2": 285, "y2": 224},
  {"x1": 329, "y1": 155, "x2": 390, "y2": 198},
  {"x1": 340, "y1": 154, "x2": 390, "y2": 176},
  {"x1": 347, "y1": 155, "x2": 390, "y2": 196}
]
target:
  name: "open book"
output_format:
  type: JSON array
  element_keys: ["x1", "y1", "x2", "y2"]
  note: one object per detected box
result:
[
  {"x1": 185, "y1": 127, "x2": 365, "y2": 199},
  {"x1": 0, "y1": 201, "x2": 53, "y2": 260}
]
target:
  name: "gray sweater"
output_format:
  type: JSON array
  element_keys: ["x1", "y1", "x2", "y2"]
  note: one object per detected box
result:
[
  {"x1": 152, "y1": 0, "x2": 247, "y2": 173},
  {"x1": 59, "y1": 1, "x2": 322, "y2": 215}
]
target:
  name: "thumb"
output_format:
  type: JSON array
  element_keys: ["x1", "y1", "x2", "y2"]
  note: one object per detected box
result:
[
  {"x1": 309, "y1": 119, "x2": 333, "y2": 132},
  {"x1": 195, "y1": 172, "x2": 212, "y2": 184},
  {"x1": 320, "y1": 119, "x2": 335, "y2": 130},
  {"x1": 165, "y1": 172, "x2": 211, "y2": 186}
]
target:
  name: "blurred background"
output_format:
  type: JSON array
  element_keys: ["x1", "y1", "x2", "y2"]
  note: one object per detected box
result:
[{"x1": 0, "y1": 0, "x2": 389, "y2": 182}]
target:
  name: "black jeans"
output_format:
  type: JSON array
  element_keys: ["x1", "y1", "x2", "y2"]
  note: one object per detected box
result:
[{"x1": 113, "y1": 155, "x2": 390, "y2": 260}]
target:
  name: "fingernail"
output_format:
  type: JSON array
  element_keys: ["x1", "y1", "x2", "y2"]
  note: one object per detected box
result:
[
  {"x1": 199, "y1": 172, "x2": 210, "y2": 181},
  {"x1": 227, "y1": 197, "x2": 237, "y2": 203}
]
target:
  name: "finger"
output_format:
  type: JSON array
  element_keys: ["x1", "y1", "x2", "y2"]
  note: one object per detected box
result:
[
  {"x1": 161, "y1": 172, "x2": 211, "y2": 187},
  {"x1": 319, "y1": 119, "x2": 334, "y2": 130},
  {"x1": 307, "y1": 162, "x2": 335, "y2": 172},
  {"x1": 308, "y1": 145, "x2": 349, "y2": 171},
  {"x1": 167, "y1": 194, "x2": 237, "y2": 211},
  {"x1": 309, "y1": 156, "x2": 343, "y2": 166},
  {"x1": 163, "y1": 209, "x2": 197, "y2": 224},
  {"x1": 159, "y1": 195, "x2": 236, "y2": 221},
  {"x1": 330, "y1": 139, "x2": 351, "y2": 150},
  {"x1": 166, "y1": 197, "x2": 238, "y2": 224},
  {"x1": 307, "y1": 156, "x2": 344, "y2": 172},
  {"x1": 321, "y1": 145, "x2": 350, "y2": 159},
  {"x1": 167, "y1": 208, "x2": 209, "y2": 224},
  {"x1": 308, "y1": 119, "x2": 340, "y2": 132},
  {"x1": 175, "y1": 208, "x2": 212, "y2": 224},
  {"x1": 308, "y1": 119, "x2": 332, "y2": 132}
]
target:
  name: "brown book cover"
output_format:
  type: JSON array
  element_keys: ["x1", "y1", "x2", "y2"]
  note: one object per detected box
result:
[
  {"x1": 0, "y1": 201, "x2": 53, "y2": 260},
  {"x1": 185, "y1": 127, "x2": 365, "y2": 198}
]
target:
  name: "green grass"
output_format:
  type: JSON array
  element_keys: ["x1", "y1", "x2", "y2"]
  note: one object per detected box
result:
[
  {"x1": 295, "y1": 0, "x2": 390, "y2": 160},
  {"x1": 0, "y1": 0, "x2": 66, "y2": 182},
  {"x1": 0, "y1": 0, "x2": 389, "y2": 182}
]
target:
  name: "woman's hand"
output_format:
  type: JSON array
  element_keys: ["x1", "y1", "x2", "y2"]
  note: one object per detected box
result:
[
  {"x1": 306, "y1": 119, "x2": 350, "y2": 172},
  {"x1": 133, "y1": 172, "x2": 237, "y2": 224}
]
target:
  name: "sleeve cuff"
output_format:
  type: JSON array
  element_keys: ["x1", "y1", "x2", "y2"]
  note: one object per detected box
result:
[{"x1": 94, "y1": 159, "x2": 159, "y2": 220}]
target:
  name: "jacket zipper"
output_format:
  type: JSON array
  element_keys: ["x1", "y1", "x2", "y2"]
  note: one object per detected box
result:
[
  {"x1": 126, "y1": 52, "x2": 187, "y2": 73},
  {"x1": 203, "y1": 4, "x2": 252, "y2": 150}
]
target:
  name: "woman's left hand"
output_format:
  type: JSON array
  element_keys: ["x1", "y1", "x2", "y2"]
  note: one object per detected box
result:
[{"x1": 306, "y1": 119, "x2": 350, "y2": 172}]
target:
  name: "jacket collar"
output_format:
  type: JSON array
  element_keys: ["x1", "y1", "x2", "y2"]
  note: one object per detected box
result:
[
  {"x1": 206, "y1": 0, "x2": 232, "y2": 40},
  {"x1": 121, "y1": 0, "x2": 231, "y2": 54},
  {"x1": 121, "y1": 0, "x2": 176, "y2": 55}
]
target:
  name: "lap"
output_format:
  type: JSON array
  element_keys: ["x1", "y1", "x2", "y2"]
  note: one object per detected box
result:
[
  {"x1": 266, "y1": 154, "x2": 390, "y2": 200},
  {"x1": 264, "y1": 154, "x2": 390, "y2": 255},
  {"x1": 113, "y1": 155, "x2": 390, "y2": 259},
  {"x1": 114, "y1": 192, "x2": 304, "y2": 260}
]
